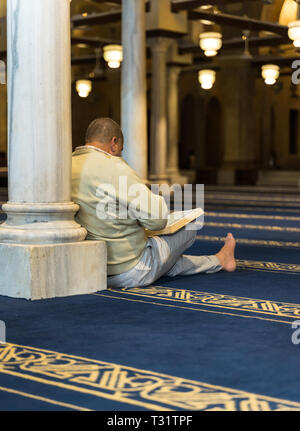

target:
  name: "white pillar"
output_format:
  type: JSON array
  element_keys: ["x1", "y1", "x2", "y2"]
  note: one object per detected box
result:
[
  {"x1": 0, "y1": 0, "x2": 106, "y2": 299},
  {"x1": 3, "y1": 0, "x2": 85, "y2": 243},
  {"x1": 149, "y1": 38, "x2": 169, "y2": 184},
  {"x1": 167, "y1": 66, "x2": 187, "y2": 185},
  {"x1": 121, "y1": 0, "x2": 147, "y2": 180}
]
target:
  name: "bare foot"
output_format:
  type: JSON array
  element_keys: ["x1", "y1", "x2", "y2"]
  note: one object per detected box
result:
[{"x1": 215, "y1": 233, "x2": 236, "y2": 272}]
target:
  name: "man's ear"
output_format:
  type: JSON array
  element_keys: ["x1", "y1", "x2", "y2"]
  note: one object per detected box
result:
[{"x1": 110, "y1": 137, "x2": 119, "y2": 153}]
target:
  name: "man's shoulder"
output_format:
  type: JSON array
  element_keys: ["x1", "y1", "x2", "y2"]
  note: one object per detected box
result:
[
  {"x1": 72, "y1": 147, "x2": 110, "y2": 160},
  {"x1": 72, "y1": 147, "x2": 142, "y2": 182}
]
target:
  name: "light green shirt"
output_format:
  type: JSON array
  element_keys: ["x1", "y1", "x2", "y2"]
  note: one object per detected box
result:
[{"x1": 72, "y1": 146, "x2": 168, "y2": 276}]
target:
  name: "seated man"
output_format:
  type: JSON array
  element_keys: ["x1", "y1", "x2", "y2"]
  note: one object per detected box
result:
[{"x1": 72, "y1": 117, "x2": 236, "y2": 288}]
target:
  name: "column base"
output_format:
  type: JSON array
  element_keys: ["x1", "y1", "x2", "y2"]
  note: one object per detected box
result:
[
  {"x1": 0, "y1": 202, "x2": 87, "y2": 244},
  {"x1": 0, "y1": 240, "x2": 107, "y2": 300}
]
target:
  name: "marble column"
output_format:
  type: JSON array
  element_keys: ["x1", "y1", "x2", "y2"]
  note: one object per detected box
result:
[
  {"x1": 0, "y1": 0, "x2": 107, "y2": 299},
  {"x1": 167, "y1": 66, "x2": 187, "y2": 185},
  {"x1": 121, "y1": 0, "x2": 147, "y2": 180},
  {"x1": 0, "y1": 82, "x2": 6, "y2": 154},
  {"x1": 149, "y1": 38, "x2": 169, "y2": 184}
]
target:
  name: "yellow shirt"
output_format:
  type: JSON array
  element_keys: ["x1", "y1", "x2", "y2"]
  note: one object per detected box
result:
[{"x1": 72, "y1": 146, "x2": 168, "y2": 276}]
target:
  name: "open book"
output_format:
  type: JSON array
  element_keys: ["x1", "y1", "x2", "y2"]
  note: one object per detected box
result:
[{"x1": 145, "y1": 208, "x2": 204, "y2": 237}]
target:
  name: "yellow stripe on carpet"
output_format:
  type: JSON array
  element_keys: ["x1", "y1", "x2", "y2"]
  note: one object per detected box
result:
[
  {"x1": 196, "y1": 235, "x2": 300, "y2": 248},
  {"x1": 205, "y1": 212, "x2": 300, "y2": 222},
  {"x1": 205, "y1": 222, "x2": 300, "y2": 232}
]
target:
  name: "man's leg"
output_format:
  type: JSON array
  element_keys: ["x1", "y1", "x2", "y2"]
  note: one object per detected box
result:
[
  {"x1": 147, "y1": 221, "x2": 230, "y2": 281},
  {"x1": 108, "y1": 223, "x2": 199, "y2": 288},
  {"x1": 167, "y1": 233, "x2": 236, "y2": 277},
  {"x1": 108, "y1": 224, "x2": 236, "y2": 288}
]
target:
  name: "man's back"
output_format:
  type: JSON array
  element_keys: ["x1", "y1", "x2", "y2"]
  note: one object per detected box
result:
[{"x1": 72, "y1": 146, "x2": 168, "y2": 276}]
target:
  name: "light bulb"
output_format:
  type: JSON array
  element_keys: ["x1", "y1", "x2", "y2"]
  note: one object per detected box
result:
[
  {"x1": 198, "y1": 69, "x2": 216, "y2": 90},
  {"x1": 199, "y1": 32, "x2": 222, "y2": 57},
  {"x1": 103, "y1": 45, "x2": 123, "y2": 69},
  {"x1": 288, "y1": 21, "x2": 300, "y2": 47},
  {"x1": 76, "y1": 79, "x2": 92, "y2": 98},
  {"x1": 261, "y1": 64, "x2": 280, "y2": 86}
]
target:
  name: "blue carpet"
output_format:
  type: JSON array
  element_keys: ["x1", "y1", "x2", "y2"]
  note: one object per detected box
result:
[
  {"x1": 199, "y1": 225, "x2": 300, "y2": 242},
  {"x1": 1, "y1": 202, "x2": 300, "y2": 411}
]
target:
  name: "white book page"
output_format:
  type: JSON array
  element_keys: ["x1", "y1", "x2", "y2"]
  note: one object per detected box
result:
[{"x1": 166, "y1": 208, "x2": 204, "y2": 228}]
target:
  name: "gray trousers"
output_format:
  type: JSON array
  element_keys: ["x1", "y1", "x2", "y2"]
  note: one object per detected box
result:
[{"x1": 107, "y1": 223, "x2": 222, "y2": 288}]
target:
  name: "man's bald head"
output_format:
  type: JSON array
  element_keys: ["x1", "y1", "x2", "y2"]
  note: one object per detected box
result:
[
  {"x1": 86, "y1": 118, "x2": 124, "y2": 146},
  {"x1": 85, "y1": 118, "x2": 124, "y2": 157}
]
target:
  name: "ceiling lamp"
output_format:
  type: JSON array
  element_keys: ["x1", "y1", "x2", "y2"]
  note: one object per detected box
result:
[
  {"x1": 103, "y1": 45, "x2": 123, "y2": 69},
  {"x1": 261, "y1": 64, "x2": 280, "y2": 85},
  {"x1": 76, "y1": 79, "x2": 92, "y2": 98},
  {"x1": 199, "y1": 32, "x2": 222, "y2": 57},
  {"x1": 199, "y1": 4, "x2": 214, "y2": 25},
  {"x1": 198, "y1": 69, "x2": 216, "y2": 90},
  {"x1": 77, "y1": 43, "x2": 89, "y2": 49},
  {"x1": 288, "y1": 21, "x2": 300, "y2": 47}
]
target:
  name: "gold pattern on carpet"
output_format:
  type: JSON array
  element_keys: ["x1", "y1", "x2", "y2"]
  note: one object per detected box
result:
[
  {"x1": 107, "y1": 286, "x2": 300, "y2": 320},
  {"x1": 237, "y1": 260, "x2": 300, "y2": 274},
  {"x1": 0, "y1": 343, "x2": 300, "y2": 411}
]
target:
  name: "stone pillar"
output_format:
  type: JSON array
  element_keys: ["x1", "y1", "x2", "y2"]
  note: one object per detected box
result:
[
  {"x1": 0, "y1": 0, "x2": 106, "y2": 300},
  {"x1": 218, "y1": 56, "x2": 257, "y2": 185},
  {"x1": 0, "y1": 82, "x2": 6, "y2": 155},
  {"x1": 167, "y1": 66, "x2": 187, "y2": 185},
  {"x1": 121, "y1": 0, "x2": 147, "y2": 180},
  {"x1": 149, "y1": 38, "x2": 169, "y2": 184}
]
